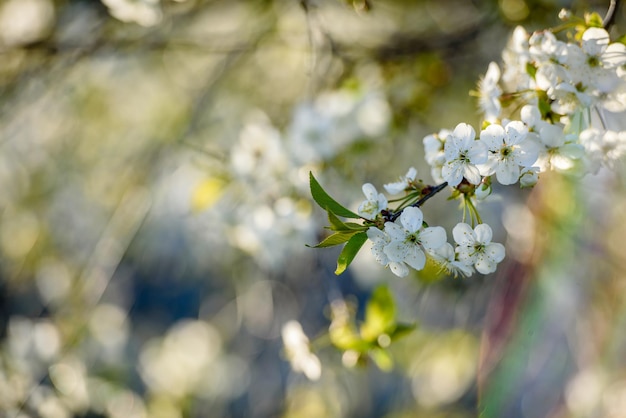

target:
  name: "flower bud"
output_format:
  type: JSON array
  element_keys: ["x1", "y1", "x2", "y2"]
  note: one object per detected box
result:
[
  {"x1": 519, "y1": 167, "x2": 539, "y2": 188},
  {"x1": 475, "y1": 183, "x2": 492, "y2": 200},
  {"x1": 558, "y1": 8, "x2": 571, "y2": 20}
]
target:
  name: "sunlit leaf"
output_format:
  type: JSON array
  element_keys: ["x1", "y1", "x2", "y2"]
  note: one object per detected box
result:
[
  {"x1": 191, "y1": 178, "x2": 225, "y2": 212},
  {"x1": 327, "y1": 211, "x2": 367, "y2": 232},
  {"x1": 370, "y1": 347, "x2": 394, "y2": 371},
  {"x1": 389, "y1": 323, "x2": 417, "y2": 342},
  {"x1": 361, "y1": 285, "x2": 396, "y2": 341},
  {"x1": 309, "y1": 172, "x2": 360, "y2": 219},
  {"x1": 330, "y1": 322, "x2": 371, "y2": 352},
  {"x1": 307, "y1": 231, "x2": 360, "y2": 248},
  {"x1": 335, "y1": 231, "x2": 368, "y2": 275}
]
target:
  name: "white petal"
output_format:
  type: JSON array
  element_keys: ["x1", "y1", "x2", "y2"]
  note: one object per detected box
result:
[
  {"x1": 520, "y1": 105, "x2": 541, "y2": 127},
  {"x1": 505, "y1": 120, "x2": 528, "y2": 145},
  {"x1": 463, "y1": 164, "x2": 483, "y2": 185},
  {"x1": 474, "y1": 223, "x2": 493, "y2": 244},
  {"x1": 404, "y1": 248, "x2": 426, "y2": 271},
  {"x1": 453, "y1": 223, "x2": 475, "y2": 245},
  {"x1": 383, "y1": 240, "x2": 408, "y2": 262},
  {"x1": 367, "y1": 227, "x2": 388, "y2": 243},
  {"x1": 362, "y1": 183, "x2": 378, "y2": 200},
  {"x1": 475, "y1": 254, "x2": 497, "y2": 274},
  {"x1": 389, "y1": 261, "x2": 409, "y2": 277},
  {"x1": 486, "y1": 242, "x2": 506, "y2": 262},
  {"x1": 442, "y1": 162, "x2": 464, "y2": 187},
  {"x1": 480, "y1": 124, "x2": 505, "y2": 151},
  {"x1": 456, "y1": 245, "x2": 476, "y2": 264},
  {"x1": 420, "y1": 226, "x2": 447, "y2": 250},
  {"x1": 516, "y1": 139, "x2": 540, "y2": 167},
  {"x1": 384, "y1": 222, "x2": 406, "y2": 241},
  {"x1": 539, "y1": 124, "x2": 565, "y2": 147},
  {"x1": 495, "y1": 160, "x2": 520, "y2": 185},
  {"x1": 582, "y1": 27, "x2": 609, "y2": 57},
  {"x1": 400, "y1": 207, "x2": 423, "y2": 233},
  {"x1": 467, "y1": 140, "x2": 488, "y2": 164},
  {"x1": 453, "y1": 123, "x2": 476, "y2": 143}
]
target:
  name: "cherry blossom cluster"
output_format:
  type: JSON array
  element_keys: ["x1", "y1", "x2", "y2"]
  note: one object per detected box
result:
[
  {"x1": 358, "y1": 175, "x2": 505, "y2": 278},
  {"x1": 347, "y1": 12, "x2": 626, "y2": 280},
  {"x1": 478, "y1": 15, "x2": 626, "y2": 174}
]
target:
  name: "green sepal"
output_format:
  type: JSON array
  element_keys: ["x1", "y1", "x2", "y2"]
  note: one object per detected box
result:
[
  {"x1": 335, "y1": 231, "x2": 368, "y2": 275},
  {"x1": 525, "y1": 62, "x2": 537, "y2": 80},
  {"x1": 309, "y1": 172, "x2": 360, "y2": 219},
  {"x1": 584, "y1": 11, "x2": 604, "y2": 28}
]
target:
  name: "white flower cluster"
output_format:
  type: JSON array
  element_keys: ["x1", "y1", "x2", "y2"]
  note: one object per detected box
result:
[
  {"x1": 358, "y1": 178, "x2": 505, "y2": 278},
  {"x1": 478, "y1": 23, "x2": 626, "y2": 175},
  {"x1": 355, "y1": 17, "x2": 626, "y2": 280}
]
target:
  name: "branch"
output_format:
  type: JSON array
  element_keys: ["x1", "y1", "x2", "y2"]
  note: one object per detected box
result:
[{"x1": 388, "y1": 182, "x2": 448, "y2": 222}]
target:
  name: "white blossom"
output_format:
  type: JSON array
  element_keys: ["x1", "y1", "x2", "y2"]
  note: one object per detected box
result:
[
  {"x1": 427, "y1": 243, "x2": 474, "y2": 277},
  {"x1": 478, "y1": 62, "x2": 503, "y2": 122},
  {"x1": 423, "y1": 129, "x2": 449, "y2": 183},
  {"x1": 580, "y1": 128, "x2": 626, "y2": 173},
  {"x1": 358, "y1": 183, "x2": 387, "y2": 220},
  {"x1": 442, "y1": 123, "x2": 488, "y2": 187},
  {"x1": 384, "y1": 167, "x2": 418, "y2": 195},
  {"x1": 281, "y1": 321, "x2": 321, "y2": 381},
  {"x1": 453, "y1": 223, "x2": 505, "y2": 275},
  {"x1": 519, "y1": 166, "x2": 540, "y2": 188},
  {"x1": 382, "y1": 207, "x2": 447, "y2": 277},
  {"x1": 478, "y1": 121, "x2": 538, "y2": 185}
]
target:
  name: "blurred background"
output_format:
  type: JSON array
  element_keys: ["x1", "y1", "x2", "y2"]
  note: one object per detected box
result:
[{"x1": 1, "y1": 0, "x2": 625, "y2": 417}]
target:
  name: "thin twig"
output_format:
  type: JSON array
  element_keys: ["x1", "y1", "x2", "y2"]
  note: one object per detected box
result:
[
  {"x1": 388, "y1": 182, "x2": 449, "y2": 222},
  {"x1": 603, "y1": 0, "x2": 620, "y2": 29}
]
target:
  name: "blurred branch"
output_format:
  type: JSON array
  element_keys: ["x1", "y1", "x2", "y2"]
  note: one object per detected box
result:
[
  {"x1": 373, "y1": 16, "x2": 495, "y2": 61},
  {"x1": 603, "y1": 0, "x2": 620, "y2": 28}
]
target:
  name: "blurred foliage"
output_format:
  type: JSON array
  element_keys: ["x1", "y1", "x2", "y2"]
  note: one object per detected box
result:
[{"x1": 0, "y1": 0, "x2": 625, "y2": 417}]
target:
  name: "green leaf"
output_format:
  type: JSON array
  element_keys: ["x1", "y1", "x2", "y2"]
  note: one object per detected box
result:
[
  {"x1": 369, "y1": 347, "x2": 394, "y2": 371},
  {"x1": 389, "y1": 323, "x2": 417, "y2": 342},
  {"x1": 361, "y1": 285, "x2": 396, "y2": 341},
  {"x1": 335, "y1": 231, "x2": 368, "y2": 275},
  {"x1": 307, "y1": 231, "x2": 359, "y2": 248},
  {"x1": 327, "y1": 211, "x2": 367, "y2": 232},
  {"x1": 329, "y1": 322, "x2": 371, "y2": 352},
  {"x1": 310, "y1": 172, "x2": 360, "y2": 219}
]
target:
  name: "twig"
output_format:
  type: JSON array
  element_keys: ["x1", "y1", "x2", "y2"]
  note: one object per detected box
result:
[
  {"x1": 388, "y1": 182, "x2": 448, "y2": 222},
  {"x1": 603, "y1": 0, "x2": 620, "y2": 29}
]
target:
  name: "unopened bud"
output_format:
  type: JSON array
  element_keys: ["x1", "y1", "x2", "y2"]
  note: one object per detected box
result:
[
  {"x1": 558, "y1": 8, "x2": 571, "y2": 20},
  {"x1": 520, "y1": 168, "x2": 539, "y2": 188},
  {"x1": 475, "y1": 183, "x2": 492, "y2": 200}
]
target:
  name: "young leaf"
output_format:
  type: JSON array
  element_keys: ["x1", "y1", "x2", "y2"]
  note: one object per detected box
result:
[
  {"x1": 310, "y1": 172, "x2": 360, "y2": 219},
  {"x1": 335, "y1": 231, "x2": 368, "y2": 275},
  {"x1": 327, "y1": 211, "x2": 367, "y2": 232},
  {"x1": 307, "y1": 231, "x2": 360, "y2": 248},
  {"x1": 360, "y1": 285, "x2": 396, "y2": 341},
  {"x1": 389, "y1": 323, "x2": 417, "y2": 342},
  {"x1": 369, "y1": 347, "x2": 394, "y2": 371}
]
